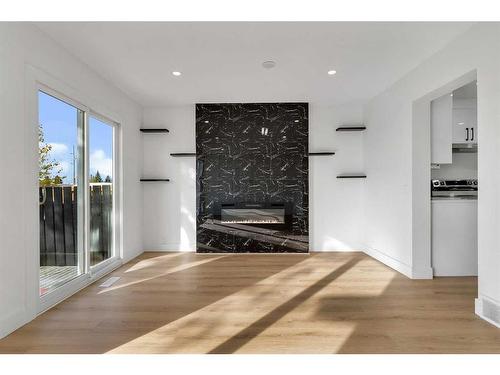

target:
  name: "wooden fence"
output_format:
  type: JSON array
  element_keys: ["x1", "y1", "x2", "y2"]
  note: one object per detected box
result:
[{"x1": 39, "y1": 184, "x2": 113, "y2": 267}]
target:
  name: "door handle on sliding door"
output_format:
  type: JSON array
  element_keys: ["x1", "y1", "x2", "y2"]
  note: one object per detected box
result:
[
  {"x1": 466, "y1": 128, "x2": 469, "y2": 141},
  {"x1": 471, "y1": 127, "x2": 474, "y2": 141}
]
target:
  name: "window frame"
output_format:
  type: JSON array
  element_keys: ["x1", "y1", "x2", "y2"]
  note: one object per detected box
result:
[{"x1": 87, "y1": 111, "x2": 120, "y2": 275}]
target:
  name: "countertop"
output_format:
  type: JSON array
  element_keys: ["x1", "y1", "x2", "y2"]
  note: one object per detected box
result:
[{"x1": 432, "y1": 196, "x2": 477, "y2": 202}]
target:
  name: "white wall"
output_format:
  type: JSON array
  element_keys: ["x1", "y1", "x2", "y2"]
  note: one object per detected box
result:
[
  {"x1": 362, "y1": 23, "x2": 500, "y2": 325},
  {"x1": 431, "y1": 152, "x2": 477, "y2": 180},
  {"x1": 309, "y1": 104, "x2": 364, "y2": 250},
  {"x1": 142, "y1": 103, "x2": 365, "y2": 252},
  {"x1": 142, "y1": 106, "x2": 196, "y2": 251},
  {"x1": 0, "y1": 23, "x2": 143, "y2": 338}
]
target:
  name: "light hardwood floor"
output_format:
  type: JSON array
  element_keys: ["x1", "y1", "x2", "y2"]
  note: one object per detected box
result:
[{"x1": 1, "y1": 251, "x2": 499, "y2": 354}]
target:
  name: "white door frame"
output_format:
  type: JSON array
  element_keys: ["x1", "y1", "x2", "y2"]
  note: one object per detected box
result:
[
  {"x1": 27, "y1": 66, "x2": 123, "y2": 314},
  {"x1": 411, "y1": 69, "x2": 477, "y2": 279}
]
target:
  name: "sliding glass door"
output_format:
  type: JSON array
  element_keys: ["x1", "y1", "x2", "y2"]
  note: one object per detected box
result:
[
  {"x1": 38, "y1": 91, "x2": 85, "y2": 296},
  {"x1": 38, "y1": 89, "x2": 117, "y2": 298},
  {"x1": 88, "y1": 115, "x2": 115, "y2": 267}
]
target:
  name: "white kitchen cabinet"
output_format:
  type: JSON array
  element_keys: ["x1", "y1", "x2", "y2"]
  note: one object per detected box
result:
[
  {"x1": 431, "y1": 93, "x2": 453, "y2": 164},
  {"x1": 452, "y1": 101, "x2": 477, "y2": 144},
  {"x1": 431, "y1": 199, "x2": 477, "y2": 276}
]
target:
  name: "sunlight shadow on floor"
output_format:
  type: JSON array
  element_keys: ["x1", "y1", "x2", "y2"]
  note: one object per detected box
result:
[
  {"x1": 312, "y1": 262, "x2": 495, "y2": 353},
  {"x1": 106, "y1": 254, "x2": 315, "y2": 353},
  {"x1": 3, "y1": 253, "x2": 498, "y2": 354},
  {"x1": 0, "y1": 252, "x2": 311, "y2": 354},
  {"x1": 207, "y1": 257, "x2": 360, "y2": 353},
  {"x1": 123, "y1": 253, "x2": 185, "y2": 273},
  {"x1": 98, "y1": 254, "x2": 227, "y2": 294}
]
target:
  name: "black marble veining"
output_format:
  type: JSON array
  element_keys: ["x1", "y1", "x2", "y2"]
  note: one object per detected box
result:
[{"x1": 196, "y1": 103, "x2": 309, "y2": 253}]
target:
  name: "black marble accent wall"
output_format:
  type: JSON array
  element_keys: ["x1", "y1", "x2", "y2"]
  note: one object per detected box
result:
[{"x1": 196, "y1": 103, "x2": 309, "y2": 253}]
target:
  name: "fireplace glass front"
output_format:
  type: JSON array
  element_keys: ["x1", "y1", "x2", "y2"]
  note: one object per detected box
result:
[{"x1": 221, "y1": 208, "x2": 285, "y2": 224}]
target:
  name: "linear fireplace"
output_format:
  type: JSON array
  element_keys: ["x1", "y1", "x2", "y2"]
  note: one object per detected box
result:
[
  {"x1": 221, "y1": 208, "x2": 285, "y2": 224},
  {"x1": 217, "y1": 203, "x2": 289, "y2": 226}
]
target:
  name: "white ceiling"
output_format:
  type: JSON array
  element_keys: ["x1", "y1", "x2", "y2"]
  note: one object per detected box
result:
[{"x1": 36, "y1": 22, "x2": 473, "y2": 107}]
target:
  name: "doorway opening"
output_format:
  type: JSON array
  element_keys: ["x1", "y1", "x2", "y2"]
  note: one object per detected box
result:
[
  {"x1": 430, "y1": 81, "x2": 478, "y2": 277},
  {"x1": 411, "y1": 70, "x2": 477, "y2": 280}
]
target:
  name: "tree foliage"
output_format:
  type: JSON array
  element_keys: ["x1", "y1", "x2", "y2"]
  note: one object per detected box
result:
[
  {"x1": 52, "y1": 175, "x2": 63, "y2": 185},
  {"x1": 90, "y1": 170, "x2": 103, "y2": 183},
  {"x1": 39, "y1": 124, "x2": 65, "y2": 186}
]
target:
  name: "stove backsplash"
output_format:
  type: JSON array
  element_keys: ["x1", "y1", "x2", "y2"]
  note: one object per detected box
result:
[
  {"x1": 196, "y1": 103, "x2": 309, "y2": 253},
  {"x1": 431, "y1": 152, "x2": 477, "y2": 180}
]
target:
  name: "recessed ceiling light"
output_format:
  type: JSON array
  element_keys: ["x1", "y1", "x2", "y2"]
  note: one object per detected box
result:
[
  {"x1": 294, "y1": 120, "x2": 300, "y2": 123},
  {"x1": 262, "y1": 61, "x2": 276, "y2": 69},
  {"x1": 327, "y1": 70, "x2": 337, "y2": 75},
  {"x1": 172, "y1": 71, "x2": 182, "y2": 76}
]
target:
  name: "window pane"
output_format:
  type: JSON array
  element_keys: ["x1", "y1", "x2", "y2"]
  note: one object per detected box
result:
[
  {"x1": 38, "y1": 91, "x2": 83, "y2": 295},
  {"x1": 89, "y1": 116, "x2": 114, "y2": 266}
]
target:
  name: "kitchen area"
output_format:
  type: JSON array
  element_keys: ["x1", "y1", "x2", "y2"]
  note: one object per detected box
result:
[{"x1": 430, "y1": 80, "x2": 478, "y2": 277}]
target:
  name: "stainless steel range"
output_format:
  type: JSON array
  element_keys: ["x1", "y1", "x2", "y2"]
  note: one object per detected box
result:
[{"x1": 431, "y1": 179, "x2": 478, "y2": 199}]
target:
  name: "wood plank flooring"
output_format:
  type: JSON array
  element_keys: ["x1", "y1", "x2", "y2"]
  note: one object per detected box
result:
[{"x1": 1, "y1": 251, "x2": 500, "y2": 354}]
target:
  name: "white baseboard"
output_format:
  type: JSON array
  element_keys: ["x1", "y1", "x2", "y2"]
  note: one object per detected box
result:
[
  {"x1": 0, "y1": 309, "x2": 33, "y2": 339},
  {"x1": 411, "y1": 266, "x2": 434, "y2": 279},
  {"x1": 475, "y1": 296, "x2": 500, "y2": 328},
  {"x1": 361, "y1": 246, "x2": 433, "y2": 279},
  {"x1": 122, "y1": 248, "x2": 145, "y2": 264},
  {"x1": 144, "y1": 243, "x2": 196, "y2": 252},
  {"x1": 310, "y1": 238, "x2": 365, "y2": 252},
  {"x1": 362, "y1": 246, "x2": 413, "y2": 279}
]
